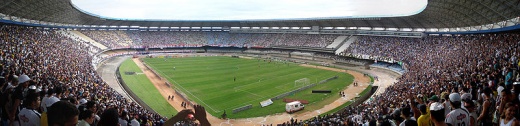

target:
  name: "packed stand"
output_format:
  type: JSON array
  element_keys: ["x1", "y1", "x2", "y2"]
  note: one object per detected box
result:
[
  {"x1": 80, "y1": 30, "x2": 135, "y2": 49},
  {"x1": 0, "y1": 25, "x2": 168, "y2": 126},
  {"x1": 126, "y1": 31, "x2": 207, "y2": 48},
  {"x1": 271, "y1": 34, "x2": 337, "y2": 47},
  {"x1": 80, "y1": 31, "x2": 339, "y2": 48},
  {"x1": 58, "y1": 31, "x2": 103, "y2": 56},
  {"x1": 278, "y1": 34, "x2": 520, "y2": 126}
]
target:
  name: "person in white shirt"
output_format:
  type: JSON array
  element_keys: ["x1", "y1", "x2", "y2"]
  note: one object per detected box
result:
[
  {"x1": 445, "y1": 93, "x2": 470, "y2": 126},
  {"x1": 430, "y1": 102, "x2": 448, "y2": 126},
  {"x1": 40, "y1": 88, "x2": 53, "y2": 112},
  {"x1": 130, "y1": 114, "x2": 140, "y2": 126},
  {"x1": 46, "y1": 87, "x2": 63, "y2": 110},
  {"x1": 500, "y1": 104, "x2": 519, "y2": 126},
  {"x1": 119, "y1": 111, "x2": 129, "y2": 126},
  {"x1": 18, "y1": 93, "x2": 41, "y2": 126}
]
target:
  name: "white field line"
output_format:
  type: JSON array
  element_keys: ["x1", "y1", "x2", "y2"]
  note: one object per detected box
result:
[
  {"x1": 148, "y1": 64, "x2": 221, "y2": 113},
  {"x1": 233, "y1": 87, "x2": 263, "y2": 98}
]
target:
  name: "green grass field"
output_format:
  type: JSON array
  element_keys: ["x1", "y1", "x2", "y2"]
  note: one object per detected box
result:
[
  {"x1": 135, "y1": 56, "x2": 355, "y2": 118},
  {"x1": 118, "y1": 59, "x2": 177, "y2": 117}
]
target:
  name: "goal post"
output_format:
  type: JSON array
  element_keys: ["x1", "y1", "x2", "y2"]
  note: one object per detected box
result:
[{"x1": 294, "y1": 78, "x2": 310, "y2": 87}]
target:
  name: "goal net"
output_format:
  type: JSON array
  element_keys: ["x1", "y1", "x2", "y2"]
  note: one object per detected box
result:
[{"x1": 294, "y1": 78, "x2": 310, "y2": 87}]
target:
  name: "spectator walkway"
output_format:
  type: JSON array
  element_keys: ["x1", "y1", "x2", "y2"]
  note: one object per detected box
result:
[{"x1": 96, "y1": 56, "x2": 136, "y2": 102}]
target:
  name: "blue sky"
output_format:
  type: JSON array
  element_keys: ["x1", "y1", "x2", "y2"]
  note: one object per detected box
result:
[{"x1": 71, "y1": 0, "x2": 427, "y2": 21}]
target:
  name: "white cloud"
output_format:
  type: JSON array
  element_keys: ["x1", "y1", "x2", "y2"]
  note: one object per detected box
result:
[{"x1": 71, "y1": 0, "x2": 427, "y2": 20}]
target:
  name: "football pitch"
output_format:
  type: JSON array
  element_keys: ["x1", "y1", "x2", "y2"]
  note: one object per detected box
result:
[{"x1": 128, "y1": 56, "x2": 354, "y2": 118}]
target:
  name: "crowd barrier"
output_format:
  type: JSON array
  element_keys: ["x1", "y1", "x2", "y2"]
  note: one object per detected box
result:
[{"x1": 232, "y1": 104, "x2": 253, "y2": 114}]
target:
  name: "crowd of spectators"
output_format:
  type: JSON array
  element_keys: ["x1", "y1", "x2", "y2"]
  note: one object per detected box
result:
[
  {"x1": 7, "y1": 24, "x2": 520, "y2": 126},
  {"x1": 81, "y1": 30, "x2": 135, "y2": 48},
  {"x1": 80, "y1": 31, "x2": 339, "y2": 49},
  {"x1": 277, "y1": 34, "x2": 520, "y2": 125},
  {"x1": 0, "y1": 25, "x2": 168, "y2": 126}
]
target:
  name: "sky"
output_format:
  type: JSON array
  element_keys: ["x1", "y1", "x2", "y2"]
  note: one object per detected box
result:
[{"x1": 71, "y1": 0, "x2": 427, "y2": 21}]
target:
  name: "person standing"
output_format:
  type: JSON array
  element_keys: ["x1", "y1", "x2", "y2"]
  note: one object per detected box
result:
[
  {"x1": 18, "y1": 93, "x2": 41, "y2": 126},
  {"x1": 97, "y1": 108, "x2": 120, "y2": 126},
  {"x1": 47, "y1": 101, "x2": 80, "y2": 126},
  {"x1": 430, "y1": 102, "x2": 448, "y2": 126},
  {"x1": 9, "y1": 74, "x2": 32, "y2": 126},
  {"x1": 500, "y1": 104, "x2": 519, "y2": 126},
  {"x1": 417, "y1": 104, "x2": 432, "y2": 126},
  {"x1": 463, "y1": 100, "x2": 477, "y2": 126},
  {"x1": 129, "y1": 114, "x2": 140, "y2": 126},
  {"x1": 445, "y1": 93, "x2": 470, "y2": 126},
  {"x1": 78, "y1": 110, "x2": 95, "y2": 126},
  {"x1": 399, "y1": 107, "x2": 417, "y2": 126},
  {"x1": 118, "y1": 111, "x2": 128, "y2": 126},
  {"x1": 477, "y1": 87, "x2": 495, "y2": 126}
]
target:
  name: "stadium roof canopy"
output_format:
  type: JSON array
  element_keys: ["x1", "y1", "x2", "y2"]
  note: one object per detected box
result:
[
  {"x1": 70, "y1": 0, "x2": 427, "y2": 21},
  {"x1": 0, "y1": 0, "x2": 520, "y2": 29}
]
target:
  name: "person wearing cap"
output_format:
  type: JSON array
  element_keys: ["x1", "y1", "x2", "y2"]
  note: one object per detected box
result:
[
  {"x1": 79, "y1": 98, "x2": 88, "y2": 107},
  {"x1": 8, "y1": 74, "x2": 31, "y2": 126},
  {"x1": 445, "y1": 93, "x2": 470, "y2": 126},
  {"x1": 428, "y1": 95, "x2": 440, "y2": 103},
  {"x1": 460, "y1": 93, "x2": 472, "y2": 109},
  {"x1": 430, "y1": 102, "x2": 448, "y2": 126},
  {"x1": 428, "y1": 94, "x2": 443, "y2": 115}
]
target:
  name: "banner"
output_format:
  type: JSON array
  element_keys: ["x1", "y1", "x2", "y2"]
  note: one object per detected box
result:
[
  {"x1": 260, "y1": 99, "x2": 273, "y2": 107},
  {"x1": 348, "y1": 53, "x2": 398, "y2": 63}
]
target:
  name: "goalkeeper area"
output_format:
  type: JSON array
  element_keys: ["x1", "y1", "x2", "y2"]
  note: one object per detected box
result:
[
  {"x1": 295, "y1": 78, "x2": 311, "y2": 87},
  {"x1": 139, "y1": 56, "x2": 354, "y2": 118}
]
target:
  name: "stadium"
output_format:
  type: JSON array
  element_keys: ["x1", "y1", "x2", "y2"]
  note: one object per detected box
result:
[{"x1": 0, "y1": 0, "x2": 520, "y2": 126}]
